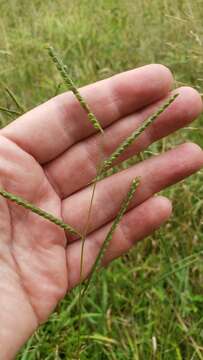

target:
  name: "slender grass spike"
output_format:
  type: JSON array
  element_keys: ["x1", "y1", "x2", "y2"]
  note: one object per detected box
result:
[
  {"x1": 0, "y1": 189, "x2": 81, "y2": 238},
  {"x1": 83, "y1": 177, "x2": 140, "y2": 294},
  {"x1": 100, "y1": 93, "x2": 179, "y2": 174},
  {"x1": 47, "y1": 46, "x2": 104, "y2": 134}
]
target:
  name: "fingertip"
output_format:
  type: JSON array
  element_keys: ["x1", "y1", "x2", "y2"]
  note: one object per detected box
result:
[
  {"x1": 152, "y1": 63, "x2": 174, "y2": 88},
  {"x1": 142, "y1": 64, "x2": 174, "y2": 94},
  {"x1": 180, "y1": 142, "x2": 203, "y2": 168},
  {"x1": 153, "y1": 195, "x2": 173, "y2": 221},
  {"x1": 173, "y1": 86, "x2": 203, "y2": 119}
]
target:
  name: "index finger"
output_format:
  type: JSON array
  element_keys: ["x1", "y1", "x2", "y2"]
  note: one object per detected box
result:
[{"x1": 1, "y1": 64, "x2": 173, "y2": 163}]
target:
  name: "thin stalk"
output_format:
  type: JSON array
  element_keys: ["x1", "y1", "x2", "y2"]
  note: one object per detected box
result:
[
  {"x1": 5, "y1": 87, "x2": 26, "y2": 114},
  {"x1": 100, "y1": 94, "x2": 179, "y2": 174},
  {"x1": 0, "y1": 189, "x2": 81, "y2": 238},
  {"x1": 76, "y1": 176, "x2": 97, "y2": 358},
  {"x1": 47, "y1": 46, "x2": 104, "y2": 134},
  {"x1": 89, "y1": 154, "x2": 141, "y2": 185},
  {"x1": 153, "y1": 257, "x2": 202, "y2": 286},
  {"x1": 0, "y1": 106, "x2": 21, "y2": 117},
  {"x1": 141, "y1": 251, "x2": 203, "y2": 294},
  {"x1": 82, "y1": 178, "x2": 140, "y2": 295},
  {"x1": 76, "y1": 137, "x2": 105, "y2": 358}
]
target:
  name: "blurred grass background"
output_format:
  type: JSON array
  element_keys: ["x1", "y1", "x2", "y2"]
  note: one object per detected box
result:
[{"x1": 0, "y1": 0, "x2": 203, "y2": 359}]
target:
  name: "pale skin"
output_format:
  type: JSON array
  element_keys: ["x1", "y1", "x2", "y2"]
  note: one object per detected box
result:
[{"x1": 0, "y1": 64, "x2": 203, "y2": 359}]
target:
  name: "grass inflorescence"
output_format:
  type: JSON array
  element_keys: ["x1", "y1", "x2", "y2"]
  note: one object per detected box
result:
[
  {"x1": 47, "y1": 46, "x2": 104, "y2": 134},
  {"x1": 100, "y1": 93, "x2": 179, "y2": 173},
  {"x1": 0, "y1": 189, "x2": 81, "y2": 238},
  {"x1": 83, "y1": 178, "x2": 140, "y2": 295}
]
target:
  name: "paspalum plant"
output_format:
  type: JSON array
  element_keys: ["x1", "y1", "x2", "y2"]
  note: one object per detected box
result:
[
  {"x1": 0, "y1": 47, "x2": 177, "y2": 355},
  {"x1": 0, "y1": 47, "x2": 202, "y2": 359}
]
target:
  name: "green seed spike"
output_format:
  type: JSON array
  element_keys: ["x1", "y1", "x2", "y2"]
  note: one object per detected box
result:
[
  {"x1": 83, "y1": 177, "x2": 140, "y2": 294},
  {"x1": 101, "y1": 93, "x2": 179, "y2": 172},
  {"x1": 0, "y1": 189, "x2": 81, "y2": 238},
  {"x1": 47, "y1": 46, "x2": 104, "y2": 134}
]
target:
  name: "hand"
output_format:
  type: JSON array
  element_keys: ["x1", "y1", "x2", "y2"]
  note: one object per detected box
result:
[{"x1": 0, "y1": 64, "x2": 202, "y2": 359}]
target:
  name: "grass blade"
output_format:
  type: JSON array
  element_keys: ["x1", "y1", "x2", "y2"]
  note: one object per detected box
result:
[
  {"x1": 47, "y1": 46, "x2": 104, "y2": 134},
  {"x1": 5, "y1": 87, "x2": 26, "y2": 114},
  {"x1": 0, "y1": 189, "x2": 81, "y2": 238},
  {"x1": 0, "y1": 106, "x2": 21, "y2": 117}
]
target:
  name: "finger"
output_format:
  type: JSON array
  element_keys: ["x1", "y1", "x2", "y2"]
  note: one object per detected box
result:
[
  {"x1": 67, "y1": 196, "x2": 172, "y2": 289},
  {"x1": 1, "y1": 65, "x2": 173, "y2": 163},
  {"x1": 45, "y1": 86, "x2": 202, "y2": 198},
  {"x1": 62, "y1": 142, "x2": 203, "y2": 237}
]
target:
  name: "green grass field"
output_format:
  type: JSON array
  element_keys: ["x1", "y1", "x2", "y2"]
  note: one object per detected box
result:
[{"x1": 1, "y1": 0, "x2": 203, "y2": 358}]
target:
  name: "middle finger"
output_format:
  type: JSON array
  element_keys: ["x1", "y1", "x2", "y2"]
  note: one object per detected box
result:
[{"x1": 62, "y1": 142, "x2": 203, "y2": 238}]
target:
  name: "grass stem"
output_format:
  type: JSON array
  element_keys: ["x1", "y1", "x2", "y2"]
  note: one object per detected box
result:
[
  {"x1": 0, "y1": 106, "x2": 21, "y2": 117},
  {"x1": 5, "y1": 87, "x2": 26, "y2": 114}
]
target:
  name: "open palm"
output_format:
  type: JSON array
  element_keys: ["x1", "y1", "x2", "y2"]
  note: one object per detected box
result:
[{"x1": 0, "y1": 64, "x2": 203, "y2": 359}]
